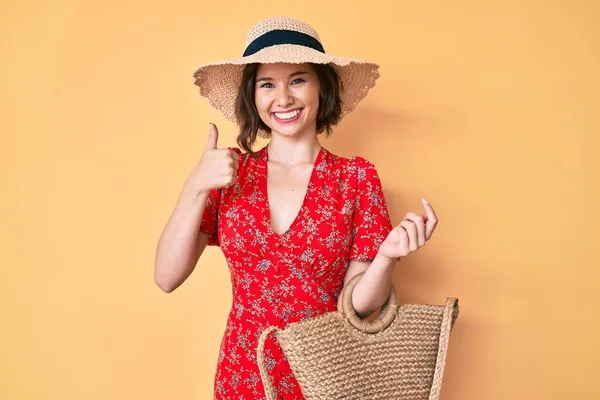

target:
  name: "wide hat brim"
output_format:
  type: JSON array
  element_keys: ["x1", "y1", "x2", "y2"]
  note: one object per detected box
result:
[{"x1": 192, "y1": 44, "x2": 379, "y2": 123}]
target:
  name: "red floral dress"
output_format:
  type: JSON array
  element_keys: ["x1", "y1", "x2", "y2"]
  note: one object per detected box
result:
[{"x1": 200, "y1": 144, "x2": 393, "y2": 399}]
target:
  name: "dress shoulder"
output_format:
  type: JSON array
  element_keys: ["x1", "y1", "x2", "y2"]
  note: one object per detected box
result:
[{"x1": 349, "y1": 154, "x2": 377, "y2": 169}]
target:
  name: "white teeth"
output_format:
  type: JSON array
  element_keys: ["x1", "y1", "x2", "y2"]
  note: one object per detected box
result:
[{"x1": 274, "y1": 109, "x2": 301, "y2": 120}]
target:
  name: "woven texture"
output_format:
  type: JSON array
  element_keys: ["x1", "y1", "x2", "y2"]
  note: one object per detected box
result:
[
  {"x1": 192, "y1": 16, "x2": 380, "y2": 123},
  {"x1": 257, "y1": 272, "x2": 459, "y2": 400},
  {"x1": 244, "y1": 15, "x2": 321, "y2": 47}
]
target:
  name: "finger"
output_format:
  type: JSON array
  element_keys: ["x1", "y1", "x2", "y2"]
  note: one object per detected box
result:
[
  {"x1": 400, "y1": 220, "x2": 418, "y2": 252},
  {"x1": 205, "y1": 122, "x2": 219, "y2": 150},
  {"x1": 225, "y1": 171, "x2": 237, "y2": 187},
  {"x1": 405, "y1": 212, "x2": 426, "y2": 247},
  {"x1": 228, "y1": 149, "x2": 240, "y2": 161},
  {"x1": 393, "y1": 226, "x2": 409, "y2": 252},
  {"x1": 421, "y1": 198, "x2": 438, "y2": 240}
]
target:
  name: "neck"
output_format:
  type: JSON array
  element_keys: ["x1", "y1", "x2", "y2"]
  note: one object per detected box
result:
[{"x1": 266, "y1": 135, "x2": 322, "y2": 165}]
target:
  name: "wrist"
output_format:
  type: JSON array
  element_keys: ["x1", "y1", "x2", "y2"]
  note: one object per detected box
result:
[
  {"x1": 184, "y1": 179, "x2": 210, "y2": 199},
  {"x1": 375, "y1": 249, "x2": 401, "y2": 263},
  {"x1": 378, "y1": 239, "x2": 402, "y2": 262}
]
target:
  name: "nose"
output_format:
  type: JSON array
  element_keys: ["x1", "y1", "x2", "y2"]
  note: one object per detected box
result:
[{"x1": 276, "y1": 85, "x2": 294, "y2": 108}]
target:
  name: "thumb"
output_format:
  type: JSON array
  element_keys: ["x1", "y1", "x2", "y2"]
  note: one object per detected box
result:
[{"x1": 205, "y1": 122, "x2": 219, "y2": 150}]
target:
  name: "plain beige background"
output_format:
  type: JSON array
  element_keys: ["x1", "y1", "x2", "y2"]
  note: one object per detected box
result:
[{"x1": 2, "y1": 0, "x2": 599, "y2": 399}]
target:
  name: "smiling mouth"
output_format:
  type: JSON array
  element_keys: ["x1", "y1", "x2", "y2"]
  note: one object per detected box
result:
[{"x1": 272, "y1": 108, "x2": 303, "y2": 122}]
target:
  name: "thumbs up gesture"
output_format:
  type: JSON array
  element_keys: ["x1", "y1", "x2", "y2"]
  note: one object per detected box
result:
[{"x1": 187, "y1": 123, "x2": 240, "y2": 195}]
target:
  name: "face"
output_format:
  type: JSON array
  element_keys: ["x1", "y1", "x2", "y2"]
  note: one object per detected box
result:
[{"x1": 254, "y1": 63, "x2": 320, "y2": 138}]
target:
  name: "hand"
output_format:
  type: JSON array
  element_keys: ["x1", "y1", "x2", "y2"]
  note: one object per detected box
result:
[
  {"x1": 187, "y1": 123, "x2": 239, "y2": 194},
  {"x1": 378, "y1": 198, "x2": 438, "y2": 260}
]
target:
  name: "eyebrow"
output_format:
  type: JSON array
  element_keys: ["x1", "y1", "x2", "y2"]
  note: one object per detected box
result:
[{"x1": 255, "y1": 71, "x2": 309, "y2": 83}]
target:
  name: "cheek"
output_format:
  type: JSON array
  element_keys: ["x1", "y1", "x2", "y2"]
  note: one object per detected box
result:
[
  {"x1": 254, "y1": 93, "x2": 270, "y2": 114},
  {"x1": 254, "y1": 94, "x2": 273, "y2": 126},
  {"x1": 300, "y1": 86, "x2": 320, "y2": 108}
]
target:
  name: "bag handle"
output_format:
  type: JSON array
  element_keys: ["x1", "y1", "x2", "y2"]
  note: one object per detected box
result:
[
  {"x1": 428, "y1": 297, "x2": 460, "y2": 400},
  {"x1": 256, "y1": 325, "x2": 278, "y2": 400},
  {"x1": 337, "y1": 271, "x2": 400, "y2": 334}
]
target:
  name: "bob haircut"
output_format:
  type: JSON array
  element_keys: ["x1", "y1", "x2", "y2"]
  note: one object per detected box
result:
[{"x1": 234, "y1": 63, "x2": 344, "y2": 157}]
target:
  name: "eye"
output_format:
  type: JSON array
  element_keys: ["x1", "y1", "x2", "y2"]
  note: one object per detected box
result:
[
  {"x1": 259, "y1": 82, "x2": 274, "y2": 89},
  {"x1": 292, "y1": 78, "x2": 306, "y2": 84}
]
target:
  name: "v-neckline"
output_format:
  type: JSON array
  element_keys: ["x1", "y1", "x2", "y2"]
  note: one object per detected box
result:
[{"x1": 262, "y1": 144, "x2": 325, "y2": 239}]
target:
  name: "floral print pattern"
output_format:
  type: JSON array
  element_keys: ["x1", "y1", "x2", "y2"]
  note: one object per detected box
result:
[{"x1": 200, "y1": 144, "x2": 393, "y2": 399}]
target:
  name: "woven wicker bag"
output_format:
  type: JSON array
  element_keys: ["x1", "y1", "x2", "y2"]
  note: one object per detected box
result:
[{"x1": 257, "y1": 272, "x2": 459, "y2": 400}]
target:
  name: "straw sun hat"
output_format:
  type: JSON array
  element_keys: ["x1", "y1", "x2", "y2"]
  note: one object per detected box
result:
[{"x1": 192, "y1": 16, "x2": 380, "y2": 124}]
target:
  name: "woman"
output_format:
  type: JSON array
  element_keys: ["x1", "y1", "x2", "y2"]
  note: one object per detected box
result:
[{"x1": 154, "y1": 16, "x2": 438, "y2": 399}]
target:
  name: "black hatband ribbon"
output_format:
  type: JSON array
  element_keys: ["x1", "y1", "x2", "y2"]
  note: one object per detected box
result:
[{"x1": 243, "y1": 30, "x2": 325, "y2": 57}]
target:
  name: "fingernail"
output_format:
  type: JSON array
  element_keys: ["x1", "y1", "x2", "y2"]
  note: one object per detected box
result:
[{"x1": 422, "y1": 198, "x2": 429, "y2": 205}]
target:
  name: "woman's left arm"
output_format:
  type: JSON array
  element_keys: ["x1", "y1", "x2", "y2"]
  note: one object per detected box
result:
[{"x1": 348, "y1": 198, "x2": 438, "y2": 319}]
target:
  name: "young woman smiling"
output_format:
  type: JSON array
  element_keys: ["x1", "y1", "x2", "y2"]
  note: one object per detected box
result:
[{"x1": 154, "y1": 16, "x2": 439, "y2": 399}]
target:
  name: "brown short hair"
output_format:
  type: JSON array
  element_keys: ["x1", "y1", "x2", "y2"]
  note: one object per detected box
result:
[{"x1": 234, "y1": 63, "x2": 343, "y2": 157}]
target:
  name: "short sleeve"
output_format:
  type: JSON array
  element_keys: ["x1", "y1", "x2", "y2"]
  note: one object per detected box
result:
[
  {"x1": 197, "y1": 146, "x2": 243, "y2": 247},
  {"x1": 348, "y1": 157, "x2": 394, "y2": 262},
  {"x1": 199, "y1": 188, "x2": 221, "y2": 246}
]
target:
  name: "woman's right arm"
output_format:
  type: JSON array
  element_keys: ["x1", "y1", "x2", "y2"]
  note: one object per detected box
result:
[
  {"x1": 154, "y1": 181, "x2": 211, "y2": 293},
  {"x1": 154, "y1": 123, "x2": 238, "y2": 293}
]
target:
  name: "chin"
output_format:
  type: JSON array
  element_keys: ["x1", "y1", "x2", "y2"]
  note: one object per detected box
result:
[{"x1": 274, "y1": 123, "x2": 310, "y2": 137}]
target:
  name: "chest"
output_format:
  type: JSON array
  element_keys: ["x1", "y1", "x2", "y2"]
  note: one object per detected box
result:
[{"x1": 266, "y1": 162, "x2": 314, "y2": 236}]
